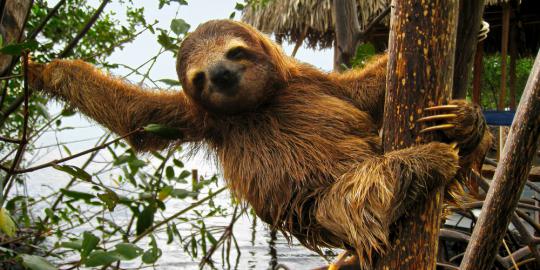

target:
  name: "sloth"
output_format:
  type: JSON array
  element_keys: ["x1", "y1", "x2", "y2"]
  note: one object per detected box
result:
[{"x1": 28, "y1": 20, "x2": 490, "y2": 268}]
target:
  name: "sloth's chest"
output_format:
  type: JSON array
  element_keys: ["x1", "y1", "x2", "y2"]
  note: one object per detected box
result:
[{"x1": 214, "y1": 95, "x2": 379, "y2": 204}]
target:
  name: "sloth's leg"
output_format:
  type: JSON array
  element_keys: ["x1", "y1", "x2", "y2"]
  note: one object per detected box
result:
[
  {"x1": 28, "y1": 60, "x2": 206, "y2": 151},
  {"x1": 315, "y1": 142, "x2": 459, "y2": 268}
]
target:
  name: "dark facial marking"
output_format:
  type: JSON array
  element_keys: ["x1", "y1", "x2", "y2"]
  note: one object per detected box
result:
[
  {"x1": 226, "y1": 46, "x2": 251, "y2": 61},
  {"x1": 192, "y1": 71, "x2": 206, "y2": 91}
]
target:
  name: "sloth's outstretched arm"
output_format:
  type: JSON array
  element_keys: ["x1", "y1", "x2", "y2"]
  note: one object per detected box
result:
[
  {"x1": 315, "y1": 142, "x2": 459, "y2": 268},
  {"x1": 28, "y1": 59, "x2": 205, "y2": 151}
]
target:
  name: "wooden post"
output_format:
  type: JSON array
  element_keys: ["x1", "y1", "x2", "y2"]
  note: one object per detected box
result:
[
  {"x1": 472, "y1": 41, "x2": 484, "y2": 105},
  {"x1": 509, "y1": 24, "x2": 517, "y2": 110},
  {"x1": 452, "y1": 0, "x2": 486, "y2": 99},
  {"x1": 459, "y1": 49, "x2": 540, "y2": 270},
  {"x1": 374, "y1": 0, "x2": 459, "y2": 269},
  {"x1": 497, "y1": 3, "x2": 511, "y2": 159}
]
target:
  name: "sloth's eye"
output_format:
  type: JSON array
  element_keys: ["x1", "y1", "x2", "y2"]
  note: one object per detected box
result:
[
  {"x1": 226, "y1": 47, "x2": 249, "y2": 61},
  {"x1": 192, "y1": 72, "x2": 206, "y2": 89}
]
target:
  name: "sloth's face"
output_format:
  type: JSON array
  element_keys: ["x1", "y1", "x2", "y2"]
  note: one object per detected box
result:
[{"x1": 177, "y1": 20, "x2": 285, "y2": 115}]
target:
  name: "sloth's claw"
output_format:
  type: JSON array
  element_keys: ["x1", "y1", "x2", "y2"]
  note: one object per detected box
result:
[
  {"x1": 417, "y1": 113, "x2": 458, "y2": 123},
  {"x1": 419, "y1": 124, "x2": 455, "y2": 134},
  {"x1": 424, "y1": 104, "x2": 459, "y2": 111}
]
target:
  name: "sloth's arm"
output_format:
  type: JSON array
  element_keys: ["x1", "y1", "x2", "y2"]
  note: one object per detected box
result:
[
  {"x1": 28, "y1": 59, "x2": 205, "y2": 151},
  {"x1": 328, "y1": 55, "x2": 388, "y2": 128}
]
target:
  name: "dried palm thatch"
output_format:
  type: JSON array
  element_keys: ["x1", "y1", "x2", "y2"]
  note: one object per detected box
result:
[
  {"x1": 485, "y1": 0, "x2": 520, "y2": 6},
  {"x1": 242, "y1": 0, "x2": 389, "y2": 49}
]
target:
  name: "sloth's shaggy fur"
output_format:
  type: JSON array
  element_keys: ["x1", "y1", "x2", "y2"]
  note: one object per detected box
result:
[{"x1": 28, "y1": 19, "x2": 491, "y2": 268}]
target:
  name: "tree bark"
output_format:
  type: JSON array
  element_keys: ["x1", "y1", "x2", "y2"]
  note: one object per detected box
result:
[
  {"x1": 332, "y1": 0, "x2": 361, "y2": 71},
  {"x1": 452, "y1": 0, "x2": 486, "y2": 99},
  {"x1": 375, "y1": 0, "x2": 459, "y2": 269},
  {"x1": 459, "y1": 49, "x2": 540, "y2": 270},
  {"x1": 0, "y1": 0, "x2": 33, "y2": 76}
]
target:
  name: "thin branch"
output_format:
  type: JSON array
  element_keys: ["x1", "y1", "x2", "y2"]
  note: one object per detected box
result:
[
  {"x1": 0, "y1": 136, "x2": 21, "y2": 144},
  {"x1": 58, "y1": 0, "x2": 111, "y2": 58},
  {"x1": 1, "y1": 52, "x2": 31, "y2": 203},
  {"x1": 27, "y1": 0, "x2": 66, "y2": 40},
  {"x1": 0, "y1": 128, "x2": 141, "y2": 174},
  {"x1": 132, "y1": 187, "x2": 227, "y2": 243},
  {"x1": 0, "y1": 74, "x2": 22, "y2": 80}
]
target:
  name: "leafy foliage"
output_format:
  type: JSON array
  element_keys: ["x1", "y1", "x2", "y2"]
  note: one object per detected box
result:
[
  {"x1": 0, "y1": 1, "x2": 237, "y2": 269},
  {"x1": 469, "y1": 54, "x2": 534, "y2": 110}
]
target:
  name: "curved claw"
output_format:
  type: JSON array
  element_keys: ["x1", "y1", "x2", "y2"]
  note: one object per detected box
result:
[
  {"x1": 419, "y1": 124, "x2": 455, "y2": 133},
  {"x1": 424, "y1": 104, "x2": 459, "y2": 111},
  {"x1": 417, "y1": 113, "x2": 458, "y2": 123}
]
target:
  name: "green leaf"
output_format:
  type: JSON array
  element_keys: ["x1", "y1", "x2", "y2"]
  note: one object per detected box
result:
[
  {"x1": 136, "y1": 205, "x2": 156, "y2": 235},
  {"x1": 234, "y1": 3, "x2": 245, "y2": 10},
  {"x1": 18, "y1": 254, "x2": 58, "y2": 270},
  {"x1": 173, "y1": 159, "x2": 184, "y2": 168},
  {"x1": 114, "y1": 243, "x2": 143, "y2": 260},
  {"x1": 0, "y1": 40, "x2": 39, "y2": 55},
  {"x1": 170, "y1": 188, "x2": 197, "y2": 199},
  {"x1": 165, "y1": 166, "x2": 175, "y2": 179},
  {"x1": 53, "y1": 165, "x2": 92, "y2": 181},
  {"x1": 60, "y1": 108, "x2": 76, "y2": 117},
  {"x1": 229, "y1": 11, "x2": 236, "y2": 19},
  {"x1": 158, "y1": 185, "x2": 173, "y2": 201},
  {"x1": 158, "y1": 78, "x2": 181, "y2": 86},
  {"x1": 166, "y1": 224, "x2": 174, "y2": 244},
  {"x1": 81, "y1": 231, "x2": 100, "y2": 260},
  {"x1": 84, "y1": 250, "x2": 119, "y2": 267},
  {"x1": 143, "y1": 124, "x2": 183, "y2": 139},
  {"x1": 60, "y1": 239, "x2": 83, "y2": 250},
  {"x1": 0, "y1": 208, "x2": 17, "y2": 237},
  {"x1": 207, "y1": 231, "x2": 218, "y2": 246},
  {"x1": 179, "y1": 170, "x2": 191, "y2": 179},
  {"x1": 113, "y1": 154, "x2": 131, "y2": 165},
  {"x1": 170, "y1": 18, "x2": 190, "y2": 35},
  {"x1": 157, "y1": 31, "x2": 179, "y2": 52},
  {"x1": 142, "y1": 235, "x2": 162, "y2": 264},
  {"x1": 97, "y1": 189, "x2": 119, "y2": 211},
  {"x1": 60, "y1": 189, "x2": 95, "y2": 201}
]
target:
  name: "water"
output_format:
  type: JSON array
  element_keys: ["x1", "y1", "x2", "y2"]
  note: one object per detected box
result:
[{"x1": 20, "y1": 114, "x2": 331, "y2": 269}]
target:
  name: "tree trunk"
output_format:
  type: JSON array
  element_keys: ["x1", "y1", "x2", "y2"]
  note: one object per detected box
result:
[
  {"x1": 332, "y1": 0, "x2": 360, "y2": 71},
  {"x1": 459, "y1": 49, "x2": 540, "y2": 270},
  {"x1": 0, "y1": 0, "x2": 33, "y2": 76},
  {"x1": 452, "y1": 0, "x2": 486, "y2": 99},
  {"x1": 374, "y1": 0, "x2": 459, "y2": 269}
]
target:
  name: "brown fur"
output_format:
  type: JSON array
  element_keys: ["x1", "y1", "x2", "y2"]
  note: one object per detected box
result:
[{"x1": 28, "y1": 20, "x2": 490, "y2": 268}]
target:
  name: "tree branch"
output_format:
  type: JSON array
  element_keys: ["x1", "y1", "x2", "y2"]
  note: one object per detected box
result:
[
  {"x1": 460, "y1": 49, "x2": 540, "y2": 270},
  {"x1": 58, "y1": 0, "x2": 111, "y2": 58}
]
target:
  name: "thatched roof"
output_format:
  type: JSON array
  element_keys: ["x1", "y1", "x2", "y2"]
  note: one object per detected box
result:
[
  {"x1": 242, "y1": 0, "x2": 389, "y2": 49},
  {"x1": 485, "y1": 0, "x2": 520, "y2": 6}
]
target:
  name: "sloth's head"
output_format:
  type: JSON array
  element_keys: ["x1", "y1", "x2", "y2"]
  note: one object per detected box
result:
[{"x1": 177, "y1": 20, "x2": 293, "y2": 115}]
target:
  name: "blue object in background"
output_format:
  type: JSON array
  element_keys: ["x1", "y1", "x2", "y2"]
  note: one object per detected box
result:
[{"x1": 483, "y1": 111, "x2": 515, "y2": 126}]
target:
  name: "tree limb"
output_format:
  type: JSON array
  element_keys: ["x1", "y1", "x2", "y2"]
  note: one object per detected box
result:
[{"x1": 460, "y1": 48, "x2": 540, "y2": 270}]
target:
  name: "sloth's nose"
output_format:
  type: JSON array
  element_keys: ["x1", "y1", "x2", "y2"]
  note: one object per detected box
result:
[{"x1": 209, "y1": 63, "x2": 239, "y2": 90}]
